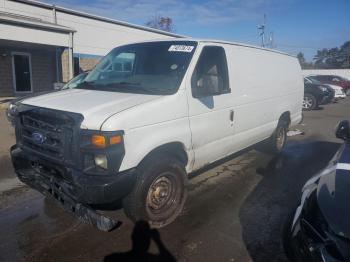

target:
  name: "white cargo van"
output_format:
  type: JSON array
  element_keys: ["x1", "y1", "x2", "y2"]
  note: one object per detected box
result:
[{"x1": 11, "y1": 39, "x2": 303, "y2": 230}]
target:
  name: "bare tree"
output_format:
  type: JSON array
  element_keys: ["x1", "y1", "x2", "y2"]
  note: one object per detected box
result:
[
  {"x1": 145, "y1": 15, "x2": 174, "y2": 32},
  {"x1": 297, "y1": 52, "x2": 314, "y2": 69}
]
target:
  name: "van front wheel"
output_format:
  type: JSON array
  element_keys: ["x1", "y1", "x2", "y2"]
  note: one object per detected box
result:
[{"x1": 123, "y1": 154, "x2": 187, "y2": 228}]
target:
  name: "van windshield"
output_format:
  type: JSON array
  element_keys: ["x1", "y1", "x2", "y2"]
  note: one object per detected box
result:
[{"x1": 78, "y1": 41, "x2": 197, "y2": 95}]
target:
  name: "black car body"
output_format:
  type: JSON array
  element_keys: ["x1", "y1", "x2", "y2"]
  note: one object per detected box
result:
[
  {"x1": 284, "y1": 121, "x2": 350, "y2": 261},
  {"x1": 303, "y1": 82, "x2": 334, "y2": 110}
]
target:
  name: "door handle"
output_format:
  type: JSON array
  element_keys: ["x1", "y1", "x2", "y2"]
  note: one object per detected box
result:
[{"x1": 230, "y1": 110, "x2": 234, "y2": 122}]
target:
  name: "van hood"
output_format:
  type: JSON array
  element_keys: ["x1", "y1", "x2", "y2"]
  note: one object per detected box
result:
[{"x1": 21, "y1": 89, "x2": 162, "y2": 130}]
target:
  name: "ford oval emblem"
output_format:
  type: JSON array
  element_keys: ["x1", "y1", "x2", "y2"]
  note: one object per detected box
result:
[{"x1": 32, "y1": 132, "x2": 46, "y2": 145}]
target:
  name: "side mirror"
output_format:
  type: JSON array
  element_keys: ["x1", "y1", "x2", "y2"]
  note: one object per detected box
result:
[
  {"x1": 335, "y1": 120, "x2": 350, "y2": 141},
  {"x1": 192, "y1": 74, "x2": 222, "y2": 98}
]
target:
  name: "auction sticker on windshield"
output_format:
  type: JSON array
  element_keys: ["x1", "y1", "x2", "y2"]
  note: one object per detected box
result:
[{"x1": 168, "y1": 45, "x2": 194, "y2": 52}]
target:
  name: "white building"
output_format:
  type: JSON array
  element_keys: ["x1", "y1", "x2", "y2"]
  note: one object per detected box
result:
[{"x1": 0, "y1": 0, "x2": 181, "y2": 96}]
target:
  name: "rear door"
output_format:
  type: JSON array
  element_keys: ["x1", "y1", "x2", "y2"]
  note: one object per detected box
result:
[{"x1": 187, "y1": 45, "x2": 235, "y2": 170}]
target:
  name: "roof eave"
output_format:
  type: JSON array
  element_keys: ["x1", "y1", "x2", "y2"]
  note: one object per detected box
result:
[{"x1": 10, "y1": 0, "x2": 184, "y2": 38}]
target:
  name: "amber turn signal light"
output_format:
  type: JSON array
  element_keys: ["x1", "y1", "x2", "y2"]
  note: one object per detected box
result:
[
  {"x1": 91, "y1": 135, "x2": 106, "y2": 148},
  {"x1": 110, "y1": 135, "x2": 122, "y2": 145}
]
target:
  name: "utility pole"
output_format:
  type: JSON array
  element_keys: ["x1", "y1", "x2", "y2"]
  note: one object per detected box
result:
[
  {"x1": 258, "y1": 14, "x2": 266, "y2": 47},
  {"x1": 269, "y1": 31, "x2": 274, "y2": 48}
]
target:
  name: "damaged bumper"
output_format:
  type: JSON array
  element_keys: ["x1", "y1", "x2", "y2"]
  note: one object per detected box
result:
[{"x1": 11, "y1": 145, "x2": 136, "y2": 231}]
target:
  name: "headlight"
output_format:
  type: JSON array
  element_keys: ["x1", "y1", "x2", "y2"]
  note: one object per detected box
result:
[
  {"x1": 94, "y1": 154, "x2": 108, "y2": 169},
  {"x1": 318, "y1": 86, "x2": 328, "y2": 92},
  {"x1": 8, "y1": 103, "x2": 18, "y2": 115}
]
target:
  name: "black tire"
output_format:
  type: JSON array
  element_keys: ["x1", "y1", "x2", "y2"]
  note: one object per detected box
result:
[
  {"x1": 302, "y1": 93, "x2": 317, "y2": 111},
  {"x1": 123, "y1": 153, "x2": 187, "y2": 228},
  {"x1": 265, "y1": 119, "x2": 288, "y2": 154}
]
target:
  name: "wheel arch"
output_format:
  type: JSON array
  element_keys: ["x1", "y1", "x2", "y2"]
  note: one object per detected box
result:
[
  {"x1": 138, "y1": 142, "x2": 189, "y2": 168},
  {"x1": 279, "y1": 111, "x2": 291, "y2": 128}
]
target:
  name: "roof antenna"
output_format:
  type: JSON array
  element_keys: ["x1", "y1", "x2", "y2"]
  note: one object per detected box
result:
[{"x1": 258, "y1": 14, "x2": 266, "y2": 47}]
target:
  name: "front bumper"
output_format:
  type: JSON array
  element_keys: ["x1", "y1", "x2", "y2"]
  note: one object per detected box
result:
[
  {"x1": 334, "y1": 93, "x2": 346, "y2": 99},
  {"x1": 320, "y1": 94, "x2": 334, "y2": 104},
  {"x1": 11, "y1": 145, "x2": 137, "y2": 231}
]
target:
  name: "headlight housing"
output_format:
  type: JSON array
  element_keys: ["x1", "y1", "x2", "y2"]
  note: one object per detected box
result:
[
  {"x1": 6, "y1": 102, "x2": 21, "y2": 126},
  {"x1": 80, "y1": 130, "x2": 125, "y2": 173},
  {"x1": 318, "y1": 86, "x2": 328, "y2": 92}
]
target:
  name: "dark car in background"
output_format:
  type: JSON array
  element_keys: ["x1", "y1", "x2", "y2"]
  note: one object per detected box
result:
[
  {"x1": 303, "y1": 80, "x2": 334, "y2": 110},
  {"x1": 283, "y1": 120, "x2": 350, "y2": 261},
  {"x1": 311, "y1": 75, "x2": 350, "y2": 95},
  {"x1": 305, "y1": 76, "x2": 346, "y2": 100}
]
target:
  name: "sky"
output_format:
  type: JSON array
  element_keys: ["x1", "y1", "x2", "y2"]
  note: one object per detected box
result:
[{"x1": 42, "y1": 0, "x2": 350, "y2": 62}]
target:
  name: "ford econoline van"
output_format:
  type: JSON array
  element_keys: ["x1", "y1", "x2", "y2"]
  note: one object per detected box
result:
[{"x1": 11, "y1": 39, "x2": 303, "y2": 230}]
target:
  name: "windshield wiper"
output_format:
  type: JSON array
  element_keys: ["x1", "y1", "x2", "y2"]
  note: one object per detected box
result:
[
  {"x1": 115, "y1": 81, "x2": 141, "y2": 86},
  {"x1": 76, "y1": 81, "x2": 96, "y2": 89}
]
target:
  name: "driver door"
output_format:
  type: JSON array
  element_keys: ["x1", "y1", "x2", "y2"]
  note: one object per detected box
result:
[{"x1": 187, "y1": 45, "x2": 235, "y2": 170}]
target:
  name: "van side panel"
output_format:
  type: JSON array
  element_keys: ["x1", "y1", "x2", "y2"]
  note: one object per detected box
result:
[
  {"x1": 225, "y1": 45, "x2": 303, "y2": 151},
  {"x1": 187, "y1": 43, "x2": 303, "y2": 172}
]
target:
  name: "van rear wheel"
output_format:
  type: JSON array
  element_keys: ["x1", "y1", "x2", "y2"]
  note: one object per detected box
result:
[
  {"x1": 265, "y1": 120, "x2": 288, "y2": 154},
  {"x1": 123, "y1": 154, "x2": 187, "y2": 228}
]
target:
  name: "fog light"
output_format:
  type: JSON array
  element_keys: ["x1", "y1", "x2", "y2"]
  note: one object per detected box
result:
[{"x1": 95, "y1": 155, "x2": 108, "y2": 169}]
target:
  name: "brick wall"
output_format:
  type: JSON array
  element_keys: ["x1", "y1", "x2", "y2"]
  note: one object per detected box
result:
[
  {"x1": 0, "y1": 41, "x2": 102, "y2": 97},
  {"x1": 0, "y1": 51, "x2": 13, "y2": 97},
  {"x1": 0, "y1": 42, "x2": 61, "y2": 97},
  {"x1": 61, "y1": 50, "x2": 102, "y2": 81},
  {"x1": 31, "y1": 48, "x2": 57, "y2": 93},
  {"x1": 61, "y1": 49, "x2": 70, "y2": 83},
  {"x1": 79, "y1": 57, "x2": 100, "y2": 72}
]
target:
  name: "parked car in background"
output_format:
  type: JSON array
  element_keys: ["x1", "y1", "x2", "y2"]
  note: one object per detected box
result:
[
  {"x1": 310, "y1": 75, "x2": 350, "y2": 95},
  {"x1": 283, "y1": 120, "x2": 350, "y2": 262},
  {"x1": 5, "y1": 72, "x2": 88, "y2": 125},
  {"x1": 305, "y1": 76, "x2": 346, "y2": 100},
  {"x1": 10, "y1": 39, "x2": 303, "y2": 231},
  {"x1": 303, "y1": 81, "x2": 333, "y2": 110}
]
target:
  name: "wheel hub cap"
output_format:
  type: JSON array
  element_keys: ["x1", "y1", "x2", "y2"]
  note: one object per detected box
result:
[
  {"x1": 148, "y1": 176, "x2": 173, "y2": 210},
  {"x1": 303, "y1": 97, "x2": 312, "y2": 108}
]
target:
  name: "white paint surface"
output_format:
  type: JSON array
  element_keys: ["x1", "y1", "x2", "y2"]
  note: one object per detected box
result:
[
  {"x1": 0, "y1": 23, "x2": 70, "y2": 47},
  {"x1": 337, "y1": 163, "x2": 350, "y2": 171}
]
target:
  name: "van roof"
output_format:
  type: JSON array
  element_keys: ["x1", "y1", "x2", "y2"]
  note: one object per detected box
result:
[{"x1": 129, "y1": 38, "x2": 296, "y2": 58}]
